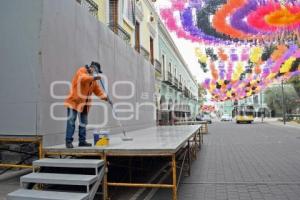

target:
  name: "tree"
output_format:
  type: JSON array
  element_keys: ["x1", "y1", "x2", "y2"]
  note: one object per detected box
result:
[
  {"x1": 265, "y1": 83, "x2": 299, "y2": 116},
  {"x1": 287, "y1": 75, "x2": 300, "y2": 97}
]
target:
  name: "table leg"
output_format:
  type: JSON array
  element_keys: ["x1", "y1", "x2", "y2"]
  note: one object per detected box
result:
[
  {"x1": 38, "y1": 139, "x2": 43, "y2": 159},
  {"x1": 172, "y1": 154, "x2": 177, "y2": 200},
  {"x1": 103, "y1": 155, "x2": 108, "y2": 200},
  {"x1": 198, "y1": 129, "x2": 201, "y2": 150},
  {"x1": 187, "y1": 141, "x2": 191, "y2": 176}
]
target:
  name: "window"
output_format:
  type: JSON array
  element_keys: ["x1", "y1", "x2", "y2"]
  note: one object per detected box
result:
[
  {"x1": 254, "y1": 95, "x2": 259, "y2": 104},
  {"x1": 168, "y1": 63, "x2": 172, "y2": 72},
  {"x1": 162, "y1": 55, "x2": 166, "y2": 79},
  {"x1": 123, "y1": 0, "x2": 135, "y2": 24},
  {"x1": 150, "y1": 37, "x2": 154, "y2": 65},
  {"x1": 109, "y1": 0, "x2": 118, "y2": 26},
  {"x1": 135, "y1": 21, "x2": 140, "y2": 52},
  {"x1": 174, "y1": 68, "x2": 177, "y2": 78},
  {"x1": 162, "y1": 55, "x2": 165, "y2": 70}
]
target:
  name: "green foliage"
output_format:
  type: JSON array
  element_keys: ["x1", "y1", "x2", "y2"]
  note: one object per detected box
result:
[
  {"x1": 287, "y1": 75, "x2": 300, "y2": 96},
  {"x1": 265, "y1": 84, "x2": 299, "y2": 116}
]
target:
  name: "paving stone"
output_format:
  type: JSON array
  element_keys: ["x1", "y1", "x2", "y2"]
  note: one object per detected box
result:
[{"x1": 152, "y1": 122, "x2": 300, "y2": 200}]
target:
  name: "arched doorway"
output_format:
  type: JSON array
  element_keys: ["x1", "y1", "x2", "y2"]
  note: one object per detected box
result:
[
  {"x1": 159, "y1": 96, "x2": 168, "y2": 125},
  {"x1": 155, "y1": 96, "x2": 160, "y2": 125},
  {"x1": 187, "y1": 104, "x2": 191, "y2": 119}
]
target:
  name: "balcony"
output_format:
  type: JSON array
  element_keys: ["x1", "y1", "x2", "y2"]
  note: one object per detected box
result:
[
  {"x1": 183, "y1": 88, "x2": 194, "y2": 99},
  {"x1": 184, "y1": 87, "x2": 189, "y2": 98},
  {"x1": 178, "y1": 82, "x2": 183, "y2": 91},
  {"x1": 76, "y1": 0, "x2": 98, "y2": 18},
  {"x1": 108, "y1": 23, "x2": 131, "y2": 44},
  {"x1": 163, "y1": 72, "x2": 173, "y2": 85},
  {"x1": 172, "y1": 77, "x2": 179, "y2": 89}
]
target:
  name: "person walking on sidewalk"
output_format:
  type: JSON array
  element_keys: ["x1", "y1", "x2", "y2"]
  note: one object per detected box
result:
[{"x1": 64, "y1": 62, "x2": 108, "y2": 148}]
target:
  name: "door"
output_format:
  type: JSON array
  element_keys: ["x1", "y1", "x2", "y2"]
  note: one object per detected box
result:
[{"x1": 150, "y1": 37, "x2": 154, "y2": 65}]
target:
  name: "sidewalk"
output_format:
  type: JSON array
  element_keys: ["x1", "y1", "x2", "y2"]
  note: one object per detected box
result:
[
  {"x1": 152, "y1": 122, "x2": 300, "y2": 200},
  {"x1": 259, "y1": 118, "x2": 300, "y2": 129}
]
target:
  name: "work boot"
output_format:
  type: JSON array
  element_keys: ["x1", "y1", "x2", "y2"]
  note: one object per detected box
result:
[
  {"x1": 66, "y1": 142, "x2": 74, "y2": 149},
  {"x1": 78, "y1": 141, "x2": 92, "y2": 147}
]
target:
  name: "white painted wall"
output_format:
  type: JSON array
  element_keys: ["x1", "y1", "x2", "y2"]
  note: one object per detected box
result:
[{"x1": 0, "y1": 0, "x2": 156, "y2": 146}]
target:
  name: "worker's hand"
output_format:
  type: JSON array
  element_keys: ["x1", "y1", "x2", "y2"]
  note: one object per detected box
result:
[
  {"x1": 102, "y1": 96, "x2": 108, "y2": 101},
  {"x1": 93, "y1": 75, "x2": 101, "y2": 80}
]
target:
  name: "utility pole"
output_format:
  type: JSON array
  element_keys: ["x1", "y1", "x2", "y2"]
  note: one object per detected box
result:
[
  {"x1": 281, "y1": 80, "x2": 286, "y2": 125},
  {"x1": 260, "y1": 91, "x2": 263, "y2": 123}
]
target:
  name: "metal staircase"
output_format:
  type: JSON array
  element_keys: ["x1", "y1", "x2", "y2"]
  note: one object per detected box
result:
[{"x1": 7, "y1": 158, "x2": 105, "y2": 200}]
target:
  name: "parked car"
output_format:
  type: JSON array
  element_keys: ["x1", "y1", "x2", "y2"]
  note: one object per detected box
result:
[
  {"x1": 196, "y1": 114, "x2": 202, "y2": 121},
  {"x1": 221, "y1": 114, "x2": 232, "y2": 121},
  {"x1": 202, "y1": 114, "x2": 212, "y2": 124}
]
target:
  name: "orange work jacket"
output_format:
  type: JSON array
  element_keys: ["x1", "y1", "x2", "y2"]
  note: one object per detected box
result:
[{"x1": 64, "y1": 66, "x2": 107, "y2": 113}]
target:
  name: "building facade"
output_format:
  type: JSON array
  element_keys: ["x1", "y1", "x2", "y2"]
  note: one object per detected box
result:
[
  {"x1": 216, "y1": 92, "x2": 270, "y2": 118},
  {"x1": 83, "y1": 0, "x2": 160, "y2": 65},
  {"x1": 238, "y1": 93, "x2": 270, "y2": 117},
  {"x1": 0, "y1": 0, "x2": 156, "y2": 145},
  {"x1": 76, "y1": 0, "x2": 199, "y2": 124},
  {"x1": 156, "y1": 21, "x2": 199, "y2": 125}
]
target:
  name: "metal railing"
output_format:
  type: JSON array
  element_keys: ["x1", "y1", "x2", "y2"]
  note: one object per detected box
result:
[
  {"x1": 174, "y1": 78, "x2": 179, "y2": 88},
  {"x1": 179, "y1": 82, "x2": 183, "y2": 91},
  {"x1": 184, "y1": 87, "x2": 189, "y2": 98},
  {"x1": 108, "y1": 23, "x2": 131, "y2": 44},
  {"x1": 76, "y1": 0, "x2": 98, "y2": 18}
]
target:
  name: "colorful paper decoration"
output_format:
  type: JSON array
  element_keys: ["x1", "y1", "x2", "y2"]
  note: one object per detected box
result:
[
  {"x1": 160, "y1": 0, "x2": 300, "y2": 45},
  {"x1": 159, "y1": 0, "x2": 300, "y2": 101}
]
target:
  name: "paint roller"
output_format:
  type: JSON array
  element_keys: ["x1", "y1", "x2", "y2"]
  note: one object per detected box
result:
[{"x1": 95, "y1": 67, "x2": 133, "y2": 142}]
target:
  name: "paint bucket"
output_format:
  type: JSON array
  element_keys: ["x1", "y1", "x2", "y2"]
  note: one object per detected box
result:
[{"x1": 94, "y1": 130, "x2": 110, "y2": 146}]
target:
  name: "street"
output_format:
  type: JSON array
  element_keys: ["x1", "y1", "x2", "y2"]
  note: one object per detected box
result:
[
  {"x1": 1, "y1": 1, "x2": 300, "y2": 200},
  {"x1": 153, "y1": 121, "x2": 300, "y2": 200}
]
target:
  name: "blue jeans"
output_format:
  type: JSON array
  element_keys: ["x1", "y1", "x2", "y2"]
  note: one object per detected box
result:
[{"x1": 66, "y1": 107, "x2": 88, "y2": 143}]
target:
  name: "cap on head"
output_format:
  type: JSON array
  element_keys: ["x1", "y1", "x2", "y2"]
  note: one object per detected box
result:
[{"x1": 90, "y1": 61, "x2": 102, "y2": 73}]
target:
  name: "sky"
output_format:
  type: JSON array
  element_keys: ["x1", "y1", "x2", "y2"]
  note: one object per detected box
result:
[{"x1": 155, "y1": 1, "x2": 207, "y2": 84}]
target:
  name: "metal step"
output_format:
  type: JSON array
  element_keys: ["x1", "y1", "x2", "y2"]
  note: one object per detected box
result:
[
  {"x1": 33, "y1": 159, "x2": 104, "y2": 169},
  {"x1": 7, "y1": 189, "x2": 89, "y2": 200},
  {"x1": 21, "y1": 173, "x2": 97, "y2": 187}
]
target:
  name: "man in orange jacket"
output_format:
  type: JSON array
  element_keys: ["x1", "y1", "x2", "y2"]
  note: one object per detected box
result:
[{"x1": 64, "y1": 62, "x2": 108, "y2": 148}]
